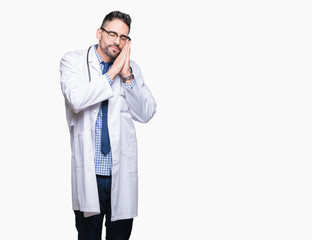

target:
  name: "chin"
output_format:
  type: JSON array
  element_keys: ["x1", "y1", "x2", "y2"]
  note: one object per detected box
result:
[
  {"x1": 104, "y1": 50, "x2": 119, "y2": 60},
  {"x1": 110, "y1": 51, "x2": 120, "y2": 59}
]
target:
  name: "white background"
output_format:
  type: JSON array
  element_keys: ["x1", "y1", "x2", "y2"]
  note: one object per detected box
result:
[{"x1": 0, "y1": 0, "x2": 311, "y2": 239}]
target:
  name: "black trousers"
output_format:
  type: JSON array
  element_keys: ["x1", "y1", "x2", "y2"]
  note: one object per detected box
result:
[{"x1": 74, "y1": 175, "x2": 133, "y2": 240}]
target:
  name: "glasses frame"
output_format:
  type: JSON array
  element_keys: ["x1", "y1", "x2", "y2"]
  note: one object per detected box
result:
[{"x1": 100, "y1": 27, "x2": 131, "y2": 42}]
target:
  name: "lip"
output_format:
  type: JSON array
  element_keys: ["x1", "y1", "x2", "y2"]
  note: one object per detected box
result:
[{"x1": 110, "y1": 46, "x2": 119, "y2": 51}]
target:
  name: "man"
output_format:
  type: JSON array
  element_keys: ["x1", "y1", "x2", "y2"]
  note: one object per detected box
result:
[{"x1": 59, "y1": 11, "x2": 156, "y2": 240}]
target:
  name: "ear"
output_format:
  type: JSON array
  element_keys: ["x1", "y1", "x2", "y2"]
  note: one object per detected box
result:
[{"x1": 96, "y1": 28, "x2": 102, "y2": 41}]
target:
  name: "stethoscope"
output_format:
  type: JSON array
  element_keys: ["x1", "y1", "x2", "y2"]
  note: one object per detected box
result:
[
  {"x1": 87, "y1": 46, "x2": 92, "y2": 82},
  {"x1": 86, "y1": 45, "x2": 126, "y2": 98}
]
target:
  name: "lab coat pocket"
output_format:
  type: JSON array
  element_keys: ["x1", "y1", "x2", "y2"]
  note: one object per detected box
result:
[
  {"x1": 120, "y1": 92, "x2": 129, "y2": 113},
  {"x1": 127, "y1": 139, "x2": 138, "y2": 173},
  {"x1": 73, "y1": 132, "x2": 94, "y2": 168}
]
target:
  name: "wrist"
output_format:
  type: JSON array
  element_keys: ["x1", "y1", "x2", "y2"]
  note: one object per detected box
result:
[
  {"x1": 120, "y1": 73, "x2": 134, "y2": 83},
  {"x1": 120, "y1": 72, "x2": 131, "y2": 78},
  {"x1": 120, "y1": 66, "x2": 132, "y2": 78},
  {"x1": 107, "y1": 69, "x2": 118, "y2": 80}
]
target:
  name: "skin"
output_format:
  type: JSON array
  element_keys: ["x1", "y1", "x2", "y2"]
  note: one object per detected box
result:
[{"x1": 96, "y1": 19, "x2": 133, "y2": 84}]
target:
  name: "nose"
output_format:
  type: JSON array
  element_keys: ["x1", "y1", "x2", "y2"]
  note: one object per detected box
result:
[{"x1": 113, "y1": 36, "x2": 120, "y2": 45}]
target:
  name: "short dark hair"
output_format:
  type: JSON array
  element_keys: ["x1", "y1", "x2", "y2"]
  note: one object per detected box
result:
[{"x1": 101, "y1": 11, "x2": 132, "y2": 32}]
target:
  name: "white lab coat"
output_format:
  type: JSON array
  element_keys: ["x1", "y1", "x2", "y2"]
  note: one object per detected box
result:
[{"x1": 59, "y1": 46, "x2": 156, "y2": 221}]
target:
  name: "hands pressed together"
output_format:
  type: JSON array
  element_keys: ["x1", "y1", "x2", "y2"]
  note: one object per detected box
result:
[{"x1": 107, "y1": 40, "x2": 133, "y2": 84}]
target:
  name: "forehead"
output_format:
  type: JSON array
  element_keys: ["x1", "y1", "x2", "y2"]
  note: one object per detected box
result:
[{"x1": 104, "y1": 19, "x2": 129, "y2": 35}]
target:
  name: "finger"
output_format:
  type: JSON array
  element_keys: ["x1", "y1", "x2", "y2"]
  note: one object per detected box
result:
[
  {"x1": 112, "y1": 46, "x2": 126, "y2": 71},
  {"x1": 115, "y1": 43, "x2": 127, "y2": 63},
  {"x1": 120, "y1": 42, "x2": 129, "y2": 60},
  {"x1": 120, "y1": 41, "x2": 129, "y2": 66},
  {"x1": 125, "y1": 40, "x2": 130, "y2": 54},
  {"x1": 126, "y1": 40, "x2": 131, "y2": 59},
  {"x1": 126, "y1": 41, "x2": 131, "y2": 60}
]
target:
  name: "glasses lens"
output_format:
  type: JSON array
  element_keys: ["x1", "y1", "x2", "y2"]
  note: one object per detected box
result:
[
  {"x1": 120, "y1": 36, "x2": 129, "y2": 41},
  {"x1": 108, "y1": 32, "x2": 118, "y2": 41}
]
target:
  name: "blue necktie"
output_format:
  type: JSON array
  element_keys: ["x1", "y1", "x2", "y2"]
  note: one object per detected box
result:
[{"x1": 100, "y1": 61, "x2": 112, "y2": 154}]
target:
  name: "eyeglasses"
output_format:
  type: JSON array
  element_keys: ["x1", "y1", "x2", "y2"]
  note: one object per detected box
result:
[{"x1": 101, "y1": 27, "x2": 131, "y2": 42}]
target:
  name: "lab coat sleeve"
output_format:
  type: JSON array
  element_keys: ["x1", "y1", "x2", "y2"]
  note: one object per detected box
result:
[
  {"x1": 59, "y1": 51, "x2": 114, "y2": 113},
  {"x1": 124, "y1": 62, "x2": 157, "y2": 123}
]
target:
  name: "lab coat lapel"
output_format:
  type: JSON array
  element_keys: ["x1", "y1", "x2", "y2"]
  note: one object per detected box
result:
[{"x1": 88, "y1": 45, "x2": 103, "y2": 75}]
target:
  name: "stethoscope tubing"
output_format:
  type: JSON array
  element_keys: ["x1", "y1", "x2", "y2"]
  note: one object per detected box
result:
[{"x1": 87, "y1": 46, "x2": 92, "y2": 82}]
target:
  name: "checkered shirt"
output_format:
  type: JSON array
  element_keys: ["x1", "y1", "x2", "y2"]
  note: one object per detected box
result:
[{"x1": 93, "y1": 45, "x2": 136, "y2": 175}]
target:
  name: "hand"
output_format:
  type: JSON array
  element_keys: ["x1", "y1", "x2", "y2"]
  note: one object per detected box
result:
[
  {"x1": 120, "y1": 40, "x2": 131, "y2": 78},
  {"x1": 107, "y1": 40, "x2": 131, "y2": 80}
]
